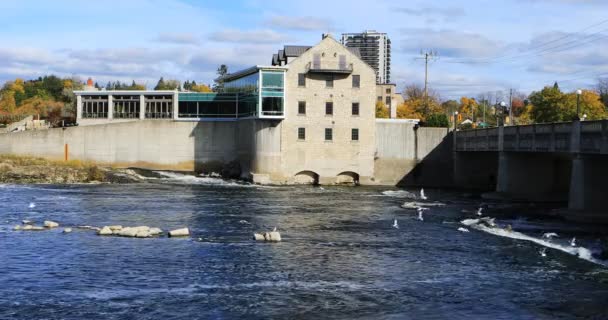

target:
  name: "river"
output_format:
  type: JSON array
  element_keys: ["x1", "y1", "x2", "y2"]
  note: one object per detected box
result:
[{"x1": 1, "y1": 173, "x2": 607, "y2": 319}]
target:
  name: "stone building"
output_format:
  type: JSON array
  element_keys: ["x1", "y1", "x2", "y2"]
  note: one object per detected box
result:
[{"x1": 74, "y1": 35, "x2": 380, "y2": 185}]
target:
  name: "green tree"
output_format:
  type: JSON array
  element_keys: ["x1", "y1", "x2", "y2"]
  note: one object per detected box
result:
[
  {"x1": 528, "y1": 85, "x2": 567, "y2": 123},
  {"x1": 154, "y1": 77, "x2": 166, "y2": 90},
  {"x1": 425, "y1": 113, "x2": 449, "y2": 127},
  {"x1": 213, "y1": 64, "x2": 228, "y2": 92}
]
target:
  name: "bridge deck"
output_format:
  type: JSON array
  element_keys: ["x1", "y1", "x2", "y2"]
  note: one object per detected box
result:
[{"x1": 455, "y1": 120, "x2": 608, "y2": 154}]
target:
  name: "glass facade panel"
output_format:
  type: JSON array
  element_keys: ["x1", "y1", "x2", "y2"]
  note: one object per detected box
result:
[
  {"x1": 82, "y1": 95, "x2": 108, "y2": 118},
  {"x1": 260, "y1": 70, "x2": 285, "y2": 117}
]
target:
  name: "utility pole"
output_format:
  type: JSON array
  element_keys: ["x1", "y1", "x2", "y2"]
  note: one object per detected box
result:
[
  {"x1": 508, "y1": 88, "x2": 513, "y2": 125},
  {"x1": 418, "y1": 50, "x2": 437, "y2": 116}
]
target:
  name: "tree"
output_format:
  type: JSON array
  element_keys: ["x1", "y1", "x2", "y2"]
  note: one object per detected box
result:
[
  {"x1": 459, "y1": 97, "x2": 478, "y2": 120},
  {"x1": 154, "y1": 77, "x2": 166, "y2": 90},
  {"x1": 597, "y1": 77, "x2": 608, "y2": 109},
  {"x1": 425, "y1": 113, "x2": 449, "y2": 127},
  {"x1": 564, "y1": 90, "x2": 607, "y2": 120},
  {"x1": 375, "y1": 101, "x2": 389, "y2": 118},
  {"x1": 183, "y1": 80, "x2": 191, "y2": 91},
  {"x1": 213, "y1": 64, "x2": 229, "y2": 92},
  {"x1": 190, "y1": 84, "x2": 212, "y2": 93},
  {"x1": 396, "y1": 101, "x2": 422, "y2": 119},
  {"x1": 528, "y1": 85, "x2": 567, "y2": 123}
]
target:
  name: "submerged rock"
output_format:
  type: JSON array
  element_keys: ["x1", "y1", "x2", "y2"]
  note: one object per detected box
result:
[
  {"x1": 62, "y1": 228, "x2": 72, "y2": 233},
  {"x1": 43, "y1": 220, "x2": 59, "y2": 228},
  {"x1": 168, "y1": 228, "x2": 190, "y2": 237},
  {"x1": 22, "y1": 220, "x2": 33, "y2": 225},
  {"x1": 13, "y1": 225, "x2": 21, "y2": 231}
]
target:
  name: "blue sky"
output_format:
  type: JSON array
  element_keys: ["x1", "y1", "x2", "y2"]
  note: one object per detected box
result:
[{"x1": 1, "y1": 0, "x2": 607, "y2": 100}]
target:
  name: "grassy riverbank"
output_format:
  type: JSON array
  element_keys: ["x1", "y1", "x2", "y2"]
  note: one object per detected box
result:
[{"x1": 0, "y1": 155, "x2": 134, "y2": 184}]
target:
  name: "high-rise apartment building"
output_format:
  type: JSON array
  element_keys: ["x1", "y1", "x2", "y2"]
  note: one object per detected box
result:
[{"x1": 341, "y1": 31, "x2": 391, "y2": 84}]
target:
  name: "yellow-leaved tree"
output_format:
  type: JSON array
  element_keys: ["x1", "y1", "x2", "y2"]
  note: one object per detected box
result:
[
  {"x1": 459, "y1": 97, "x2": 478, "y2": 120},
  {"x1": 375, "y1": 101, "x2": 389, "y2": 118}
]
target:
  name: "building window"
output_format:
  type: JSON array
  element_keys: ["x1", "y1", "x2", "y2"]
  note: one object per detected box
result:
[
  {"x1": 325, "y1": 128, "x2": 333, "y2": 141},
  {"x1": 298, "y1": 73, "x2": 306, "y2": 87},
  {"x1": 352, "y1": 128, "x2": 359, "y2": 141},
  {"x1": 352, "y1": 75, "x2": 360, "y2": 88},
  {"x1": 298, "y1": 127, "x2": 305, "y2": 140},
  {"x1": 352, "y1": 102, "x2": 359, "y2": 116},
  {"x1": 386, "y1": 88, "x2": 391, "y2": 94},
  {"x1": 377, "y1": 96, "x2": 382, "y2": 102},
  {"x1": 298, "y1": 101, "x2": 306, "y2": 115},
  {"x1": 386, "y1": 96, "x2": 392, "y2": 106},
  {"x1": 326, "y1": 76, "x2": 334, "y2": 88},
  {"x1": 325, "y1": 102, "x2": 333, "y2": 115}
]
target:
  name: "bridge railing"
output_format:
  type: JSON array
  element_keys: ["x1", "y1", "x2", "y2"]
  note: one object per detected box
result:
[{"x1": 455, "y1": 120, "x2": 608, "y2": 154}]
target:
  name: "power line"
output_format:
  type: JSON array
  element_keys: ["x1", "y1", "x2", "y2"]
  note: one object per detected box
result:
[{"x1": 442, "y1": 18, "x2": 608, "y2": 65}]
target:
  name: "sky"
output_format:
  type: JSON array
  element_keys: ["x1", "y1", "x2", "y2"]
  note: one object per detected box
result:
[{"x1": 0, "y1": 0, "x2": 607, "y2": 100}]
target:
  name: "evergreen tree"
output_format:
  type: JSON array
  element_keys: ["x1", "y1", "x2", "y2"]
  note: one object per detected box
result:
[
  {"x1": 154, "y1": 77, "x2": 166, "y2": 90},
  {"x1": 213, "y1": 65, "x2": 228, "y2": 92}
]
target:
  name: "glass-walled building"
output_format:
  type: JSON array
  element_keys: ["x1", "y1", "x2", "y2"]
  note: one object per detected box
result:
[
  {"x1": 75, "y1": 66, "x2": 286, "y2": 125},
  {"x1": 220, "y1": 65, "x2": 287, "y2": 119}
]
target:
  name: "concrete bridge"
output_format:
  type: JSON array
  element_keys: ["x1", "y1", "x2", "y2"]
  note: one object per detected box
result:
[{"x1": 454, "y1": 120, "x2": 608, "y2": 222}]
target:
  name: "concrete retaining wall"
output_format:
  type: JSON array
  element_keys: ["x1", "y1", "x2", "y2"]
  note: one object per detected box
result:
[
  {"x1": 0, "y1": 121, "x2": 238, "y2": 172},
  {"x1": 374, "y1": 120, "x2": 453, "y2": 186}
]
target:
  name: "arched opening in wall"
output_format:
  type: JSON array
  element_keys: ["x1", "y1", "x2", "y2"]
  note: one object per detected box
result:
[
  {"x1": 294, "y1": 170, "x2": 320, "y2": 185},
  {"x1": 336, "y1": 171, "x2": 360, "y2": 185}
]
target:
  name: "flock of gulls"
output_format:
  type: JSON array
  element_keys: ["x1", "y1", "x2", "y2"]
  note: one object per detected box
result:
[{"x1": 396, "y1": 188, "x2": 580, "y2": 259}]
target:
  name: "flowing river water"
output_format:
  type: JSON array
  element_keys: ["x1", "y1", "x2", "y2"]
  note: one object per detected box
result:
[{"x1": 1, "y1": 173, "x2": 608, "y2": 319}]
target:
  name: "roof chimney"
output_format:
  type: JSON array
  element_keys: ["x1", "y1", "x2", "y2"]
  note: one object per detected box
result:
[{"x1": 86, "y1": 78, "x2": 93, "y2": 86}]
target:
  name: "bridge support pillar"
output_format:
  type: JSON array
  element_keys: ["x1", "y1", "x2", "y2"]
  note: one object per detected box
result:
[
  {"x1": 568, "y1": 154, "x2": 608, "y2": 212},
  {"x1": 495, "y1": 152, "x2": 570, "y2": 201},
  {"x1": 453, "y1": 152, "x2": 498, "y2": 190}
]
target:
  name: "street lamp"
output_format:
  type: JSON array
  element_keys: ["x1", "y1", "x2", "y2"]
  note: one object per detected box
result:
[
  {"x1": 499, "y1": 101, "x2": 506, "y2": 126},
  {"x1": 576, "y1": 89, "x2": 582, "y2": 120},
  {"x1": 454, "y1": 111, "x2": 459, "y2": 130},
  {"x1": 582, "y1": 113, "x2": 587, "y2": 121}
]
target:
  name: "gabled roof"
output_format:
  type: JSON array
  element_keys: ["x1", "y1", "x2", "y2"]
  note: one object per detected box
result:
[
  {"x1": 278, "y1": 49, "x2": 285, "y2": 60},
  {"x1": 283, "y1": 45, "x2": 312, "y2": 57},
  {"x1": 272, "y1": 54, "x2": 278, "y2": 65}
]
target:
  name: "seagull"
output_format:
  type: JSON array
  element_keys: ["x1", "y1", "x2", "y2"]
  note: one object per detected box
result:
[
  {"x1": 273, "y1": 227, "x2": 277, "y2": 232},
  {"x1": 420, "y1": 188, "x2": 427, "y2": 200},
  {"x1": 392, "y1": 219, "x2": 399, "y2": 229},
  {"x1": 28, "y1": 202, "x2": 36, "y2": 209},
  {"x1": 570, "y1": 237, "x2": 576, "y2": 247},
  {"x1": 539, "y1": 247, "x2": 547, "y2": 257},
  {"x1": 476, "y1": 207, "x2": 483, "y2": 216},
  {"x1": 457, "y1": 227, "x2": 469, "y2": 233},
  {"x1": 542, "y1": 232, "x2": 559, "y2": 240},
  {"x1": 417, "y1": 208, "x2": 424, "y2": 221},
  {"x1": 319, "y1": 186, "x2": 325, "y2": 190}
]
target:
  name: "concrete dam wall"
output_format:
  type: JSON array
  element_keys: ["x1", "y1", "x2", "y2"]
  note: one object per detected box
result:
[
  {"x1": 374, "y1": 120, "x2": 453, "y2": 187},
  {"x1": 0, "y1": 120, "x2": 278, "y2": 176},
  {"x1": 0, "y1": 119, "x2": 452, "y2": 186}
]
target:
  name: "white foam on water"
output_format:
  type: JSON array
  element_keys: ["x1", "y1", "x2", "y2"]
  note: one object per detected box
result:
[
  {"x1": 462, "y1": 219, "x2": 608, "y2": 267},
  {"x1": 381, "y1": 190, "x2": 416, "y2": 198},
  {"x1": 402, "y1": 201, "x2": 446, "y2": 209},
  {"x1": 81, "y1": 280, "x2": 366, "y2": 300},
  {"x1": 154, "y1": 171, "x2": 266, "y2": 188}
]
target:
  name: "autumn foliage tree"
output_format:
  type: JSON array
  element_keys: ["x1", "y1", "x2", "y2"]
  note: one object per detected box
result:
[{"x1": 375, "y1": 101, "x2": 389, "y2": 118}]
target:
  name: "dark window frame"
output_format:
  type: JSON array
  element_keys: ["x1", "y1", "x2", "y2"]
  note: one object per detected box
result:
[
  {"x1": 352, "y1": 75, "x2": 360, "y2": 88},
  {"x1": 325, "y1": 128, "x2": 333, "y2": 141},
  {"x1": 325, "y1": 76, "x2": 334, "y2": 88},
  {"x1": 298, "y1": 101, "x2": 306, "y2": 115},
  {"x1": 298, "y1": 127, "x2": 306, "y2": 140},
  {"x1": 325, "y1": 101, "x2": 333, "y2": 115},
  {"x1": 298, "y1": 73, "x2": 306, "y2": 87},
  {"x1": 386, "y1": 88, "x2": 391, "y2": 94},
  {"x1": 352, "y1": 128, "x2": 359, "y2": 141},
  {"x1": 352, "y1": 102, "x2": 360, "y2": 116}
]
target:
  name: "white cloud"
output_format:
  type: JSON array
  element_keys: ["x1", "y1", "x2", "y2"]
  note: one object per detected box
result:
[
  {"x1": 264, "y1": 15, "x2": 333, "y2": 31},
  {"x1": 399, "y1": 28, "x2": 503, "y2": 58},
  {"x1": 394, "y1": 6, "x2": 466, "y2": 19},
  {"x1": 208, "y1": 29, "x2": 290, "y2": 44}
]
